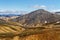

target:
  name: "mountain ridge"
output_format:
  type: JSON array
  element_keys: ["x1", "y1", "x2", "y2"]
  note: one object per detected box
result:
[{"x1": 11, "y1": 9, "x2": 60, "y2": 27}]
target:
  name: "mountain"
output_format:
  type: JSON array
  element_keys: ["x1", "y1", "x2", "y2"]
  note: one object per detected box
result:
[
  {"x1": 0, "y1": 14, "x2": 22, "y2": 21},
  {"x1": 0, "y1": 14, "x2": 21, "y2": 17},
  {"x1": 54, "y1": 12, "x2": 60, "y2": 21},
  {"x1": 11, "y1": 9, "x2": 60, "y2": 28},
  {"x1": 55, "y1": 12, "x2": 60, "y2": 15}
]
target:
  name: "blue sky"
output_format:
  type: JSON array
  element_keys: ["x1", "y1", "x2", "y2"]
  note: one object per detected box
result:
[{"x1": 0, "y1": 0, "x2": 60, "y2": 14}]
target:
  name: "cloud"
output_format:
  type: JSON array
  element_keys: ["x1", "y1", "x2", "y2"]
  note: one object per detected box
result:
[
  {"x1": 0, "y1": 10, "x2": 28, "y2": 14},
  {"x1": 32, "y1": 5, "x2": 47, "y2": 9},
  {"x1": 19, "y1": 11, "x2": 28, "y2": 15},
  {"x1": 52, "y1": 9, "x2": 60, "y2": 12}
]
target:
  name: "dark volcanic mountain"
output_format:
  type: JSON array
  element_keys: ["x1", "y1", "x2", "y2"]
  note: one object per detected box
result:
[{"x1": 11, "y1": 9, "x2": 59, "y2": 27}]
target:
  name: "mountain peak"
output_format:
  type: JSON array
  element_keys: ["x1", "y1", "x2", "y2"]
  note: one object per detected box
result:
[
  {"x1": 34, "y1": 9, "x2": 48, "y2": 12},
  {"x1": 35, "y1": 9, "x2": 47, "y2": 12},
  {"x1": 29, "y1": 9, "x2": 50, "y2": 15}
]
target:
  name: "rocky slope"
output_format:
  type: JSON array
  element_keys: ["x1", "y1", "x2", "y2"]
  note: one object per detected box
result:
[{"x1": 11, "y1": 9, "x2": 60, "y2": 28}]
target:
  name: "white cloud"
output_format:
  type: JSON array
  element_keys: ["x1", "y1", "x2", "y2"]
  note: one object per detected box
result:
[
  {"x1": 32, "y1": 5, "x2": 47, "y2": 9},
  {"x1": 0, "y1": 10, "x2": 20, "y2": 13},
  {"x1": 19, "y1": 11, "x2": 28, "y2": 15},
  {"x1": 0, "y1": 10, "x2": 28, "y2": 14},
  {"x1": 52, "y1": 9, "x2": 60, "y2": 12}
]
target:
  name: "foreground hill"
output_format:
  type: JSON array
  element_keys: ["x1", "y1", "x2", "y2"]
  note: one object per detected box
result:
[
  {"x1": 0, "y1": 27, "x2": 60, "y2": 40},
  {"x1": 19, "y1": 28, "x2": 60, "y2": 40},
  {"x1": 0, "y1": 19, "x2": 25, "y2": 37}
]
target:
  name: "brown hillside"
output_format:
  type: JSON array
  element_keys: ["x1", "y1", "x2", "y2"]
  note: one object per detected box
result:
[{"x1": 19, "y1": 28, "x2": 60, "y2": 40}]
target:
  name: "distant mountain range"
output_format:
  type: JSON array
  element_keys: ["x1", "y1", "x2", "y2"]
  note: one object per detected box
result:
[
  {"x1": 55, "y1": 12, "x2": 60, "y2": 15},
  {"x1": 0, "y1": 14, "x2": 21, "y2": 17},
  {"x1": 11, "y1": 9, "x2": 60, "y2": 27}
]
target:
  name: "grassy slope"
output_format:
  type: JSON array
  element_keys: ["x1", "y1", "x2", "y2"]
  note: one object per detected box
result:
[
  {"x1": 0, "y1": 20, "x2": 60, "y2": 40},
  {"x1": 0, "y1": 21, "x2": 25, "y2": 37},
  {"x1": 19, "y1": 28, "x2": 60, "y2": 40}
]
